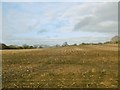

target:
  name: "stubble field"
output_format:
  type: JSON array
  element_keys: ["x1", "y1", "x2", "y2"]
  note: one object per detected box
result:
[{"x1": 1, "y1": 44, "x2": 118, "y2": 88}]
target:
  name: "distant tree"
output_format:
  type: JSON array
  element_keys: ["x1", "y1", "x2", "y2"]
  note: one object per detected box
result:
[
  {"x1": 55, "y1": 44, "x2": 60, "y2": 47},
  {"x1": 17, "y1": 46, "x2": 23, "y2": 49},
  {"x1": 104, "y1": 41, "x2": 110, "y2": 44},
  {"x1": 81, "y1": 43, "x2": 86, "y2": 45},
  {"x1": 39, "y1": 45, "x2": 43, "y2": 48},
  {"x1": 8, "y1": 45, "x2": 18, "y2": 49},
  {"x1": 111, "y1": 36, "x2": 120, "y2": 44},
  {"x1": 92, "y1": 43, "x2": 98, "y2": 45},
  {"x1": 33, "y1": 44, "x2": 39, "y2": 48},
  {"x1": 73, "y1": 43, "x2": 77, "y2": 46},
  {"x1": 98, "y1": 42, "x2": 103, "y2": 45},
  {"x1": 62, "y1": 42, "x2": 68, "y2": 46},
  {"x1": 23, "y1": 44, "x2": 29, "y2": 49},
  {"x1": 0, "y1": 43, "x2": 9, "y2": 50},
  {"x1": 29, "y1": 46, "x2": 34, "y2": 49}
]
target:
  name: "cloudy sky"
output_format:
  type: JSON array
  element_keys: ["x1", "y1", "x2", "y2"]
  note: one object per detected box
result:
[{"x1": 1, "y1": 1, "x2": 118, "y2": 45}]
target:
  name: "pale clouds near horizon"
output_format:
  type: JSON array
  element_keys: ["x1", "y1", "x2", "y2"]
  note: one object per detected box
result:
[{"x1": 2, "y1": 2, "x2": 118, "y2": 45}]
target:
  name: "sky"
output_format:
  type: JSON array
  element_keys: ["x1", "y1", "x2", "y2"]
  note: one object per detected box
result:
[{"x1": 1, "y1": 1, "x2": 118, "y2": 45}]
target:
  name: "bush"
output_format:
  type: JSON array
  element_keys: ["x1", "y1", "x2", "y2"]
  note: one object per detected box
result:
[{"x1": 0, "y1": 43, "x2": 9, "y2": 50}]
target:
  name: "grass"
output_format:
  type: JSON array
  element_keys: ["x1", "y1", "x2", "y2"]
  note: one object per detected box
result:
[{"x1": 1, "y1": 44, "x2": 118, "y2": 88}]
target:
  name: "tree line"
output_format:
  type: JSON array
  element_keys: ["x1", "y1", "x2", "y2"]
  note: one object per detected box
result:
[
  {"x1": 0, "y1": 36, "x2": 119, "y2": 50},
  {"x1": 0, "y1": 43, "x2": 36, "y2": 50}
]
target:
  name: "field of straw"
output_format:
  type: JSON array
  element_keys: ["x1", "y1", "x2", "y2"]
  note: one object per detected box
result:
[{"x1": 1, "y1": 44, "x2": 118, "y2": 88}]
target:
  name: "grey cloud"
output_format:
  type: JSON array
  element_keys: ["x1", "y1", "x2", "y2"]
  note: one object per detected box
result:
[
  {"x1": 74, "y1": 16, "x2": 94, "y2": 30},
  {"x1": 74, "y1": 21, "x2": 117, "y2": 35},
  {"x1": 95, "y1": 2, "x2": 118, "y2": 21},
  {"x1": 73, "y1": 2, "x2": 118, "y2": 34},
  {"x1": 37, "y1": 29, "x2": 48, "y2": 34}
]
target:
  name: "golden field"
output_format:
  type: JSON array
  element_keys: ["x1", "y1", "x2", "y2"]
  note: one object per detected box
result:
[{"x1": 1, "y1": 44, "x2": 118, "y2": 88}]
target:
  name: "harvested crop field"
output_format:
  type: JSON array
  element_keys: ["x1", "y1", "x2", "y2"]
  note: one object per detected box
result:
[{"x1": 1, "y1": 44, "x2": 118, "y2": 88}]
